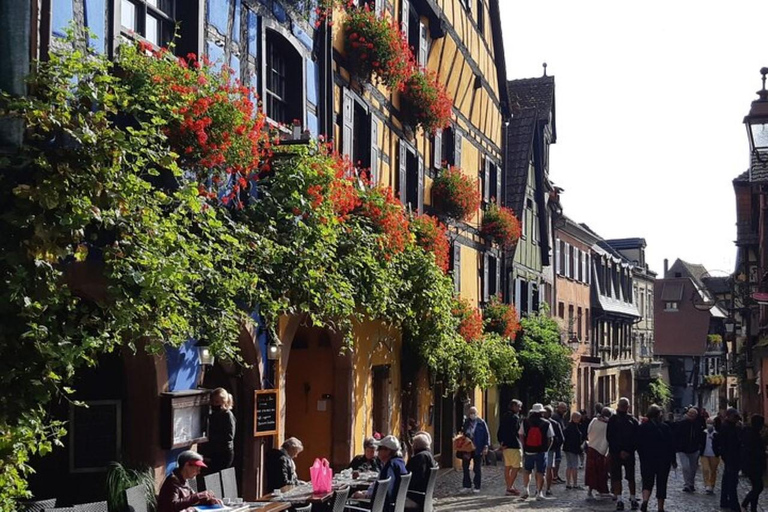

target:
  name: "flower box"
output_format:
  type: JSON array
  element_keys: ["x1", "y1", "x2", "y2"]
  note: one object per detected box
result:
[
  {"x1": 481, "y1": 203, "x2": 522, "y2": 248},
  {"x1": 400, "y1": 70, "x2": 453, "y2": 134},
  {"x1": 431, "y1": 166, "x2": 481, "y2": 221}
]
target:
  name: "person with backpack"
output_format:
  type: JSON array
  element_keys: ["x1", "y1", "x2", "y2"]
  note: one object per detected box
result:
[
  {"x1": 543, "y1": 405, "x2": 564, "y2": 496},
  {"x1": 637, "y1": 404, "x2": 676, "y2": 512},
  {"x1": 607, "y1": 397, "x2": 640, "y2": 511},
  {"x1": 740, "y1": 415, "x2": 767, "y2": 512},
  {"x1": 586, "y1": 407, "x2": 612, "y2": 499},
  {"x1": 563, "y1": 410, "x2": 584, "y2": 490},
  {"x1": 518, "y1": 403, "x2": 554, "y2": 500}
]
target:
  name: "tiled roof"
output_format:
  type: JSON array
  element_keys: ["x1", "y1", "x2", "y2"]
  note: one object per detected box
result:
[
  {"x1": 597, "y1": 294, "x2": 641, "y2": 318},
  {"x1": 667, "y1": 258, "x2": 708, "y2": 281},
  {"x1": 734, "y1": 170, "x2": 750, "y2": 183},
  {"x1": 508, "y1": 75, "x2": 555, "y2": 123},
  {"x1": 702, "y1": 276, "x2": 731, "y2": 295},
  {"x1": 749, "y1": 154, "x2": 768, "y2": 182},
  {"x1": 504, "y1": 107, "x2": 537, "y2": 215},
  {"x1": 604, "y1": 238, "x2": 647, "y2": 250}
]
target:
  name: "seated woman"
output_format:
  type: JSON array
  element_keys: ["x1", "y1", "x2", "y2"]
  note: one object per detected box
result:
[
  {"x1": 265, "y1": 437, "x2": 303, "y2": 492},
  {"x1": 405, "y1": 433, "x2": 436, "y2": 511},
  {"x1": 157, "y1": 451, "x2": 220, "y2": 512},
  {"x1": 349, "y1": 437, "x2": 382, "y2": 473},
  {"x1": 352, "y1": 435, "x2": 408, "y2": 511}
]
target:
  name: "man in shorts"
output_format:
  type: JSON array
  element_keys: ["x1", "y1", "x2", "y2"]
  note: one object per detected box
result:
[
  {"x1": 498, "y1": 399, "x2": 524, "y2": 496},
  {"x1": 543, "y1": 405, "x2": 564, "y2": 496},
  {"x1": 519, "y1": 403, "x2": 554, "y2": 500},
  {"x1": 607, "y1": 397, "x2": 640, "y2": 511}
]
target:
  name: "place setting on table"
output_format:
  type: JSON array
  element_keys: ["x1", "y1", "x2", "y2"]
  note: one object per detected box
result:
[{"x1": 332, "y1": 468, "x2": 379, "y2": 490}]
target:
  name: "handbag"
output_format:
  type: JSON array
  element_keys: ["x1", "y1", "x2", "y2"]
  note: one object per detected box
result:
[
  {"x1": 452, "y1": 434, "x2": 476, "y2": 454},
  {"x1": 310, "y1": 457, "x2": 333, "y2": 494}
]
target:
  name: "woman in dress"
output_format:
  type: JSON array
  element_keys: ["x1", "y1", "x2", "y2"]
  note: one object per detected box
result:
[{"x1": 585, "y1": 407, "x2": 612, "y2": 499}]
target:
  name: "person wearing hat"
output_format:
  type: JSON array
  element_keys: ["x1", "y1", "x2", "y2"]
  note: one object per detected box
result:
[
  {"x1": 718, "y1": 407, "x2": 743, "y2": 512},
  {"x1": 157, "y1": 450, "x2": 220, "y2": 512},
  {"x1": 352, "y1": 435, "x2": 408, "y2": 512},
  {"x1": 519, "y1": 403, "x2": 554, "y2": 500},
  {"x1": 349, "y1": 437, "x2": 382, "y2": 473}
]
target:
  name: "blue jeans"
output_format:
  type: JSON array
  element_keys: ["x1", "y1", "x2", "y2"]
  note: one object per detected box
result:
[
  {"x1": 462, "y1": 454, "x2": 483, "y2": 489},
  {"x1": 721, "y1": 464, "x2": 740, "y2": 510}
]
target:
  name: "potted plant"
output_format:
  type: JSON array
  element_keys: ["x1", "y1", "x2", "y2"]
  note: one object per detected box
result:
[
  {"x1": 452, "y1": 297, "x2": 484, "y2": 342},
  {"x1": 707, "y1": 334, "x2": 723, "y2": 345},
  {"x1": 483, "y1": 295, "x2": 521, "y2": 340},
  {"x1": 411, "y1": 214, "x2": 450, "y2": 272},
  {"x1": 106, "y1": 462, "x2": 156, "y2": 512},
  {"x1": 481, "y1": 203, "x2": 522, "y2": 248},
  {"x1": 431, "y1": 166, "x2": 481, "y2": 221},
  {"x1": 399, "y1": 70, "x2": 453, "y2": 134}
]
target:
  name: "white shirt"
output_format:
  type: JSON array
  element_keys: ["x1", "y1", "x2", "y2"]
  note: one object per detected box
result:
[
  {"x1": 518, "y1": 419, "x2": 555, "y2": 454},
  {"x1": 703, "y1": 429, "x2": 716, "y2": 457},
  {"x1": 587, "y1": 417, "x2": 609, "y2": 455}
]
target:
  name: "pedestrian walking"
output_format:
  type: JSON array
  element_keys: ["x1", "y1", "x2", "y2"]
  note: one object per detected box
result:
[
  {"x1": 460, "y1": 406, "x2": 489, "y2": 493},
  {"x1": 700, "y1": 417, "x2": 720, "y2": 495},
  {"x1": 519, "y1": 403, "x2": 554, "y2": 500},
  {"x1": 718, "y1": 408, "x2": 743, "y2": 512},
  {"x1": 740, "y1": 415, "x2": 767, "y2": 512},
  {"x1": 674, "y1": 407, "x2": 705, "y2": 493},
  {"x1": 543, "y1": 404, "x2": 564, "y2": 496},
  {"x1": 586, "y1": 406, "x2": 612, "y2": 499},
  {"x1": 552, "y1": 402, "x2": 568, "y2": 483},
  {"x1": 497, "y1": 399, "x2": 524, "y2": 496},
  {"x1": 637, "y1": 404, "x2": 676, "y2": 512},
  {"x1": 563, "y1": 410, "x2": 584, "y2": 490},
  {"x1": 607, "y1": 397, "x2": 639, "y2": 511},
  {"x1": 578, "y1": 410, "x2": 589, "y2": 469}
]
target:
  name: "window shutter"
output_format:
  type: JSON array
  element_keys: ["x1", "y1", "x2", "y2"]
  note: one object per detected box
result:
[
  {"x1": 495, "y1": 162, "x2": 502, "y2": 203},
  {"x1": 587, "y1": 254, "x2": 591, "y2": 284},
  {"x1": 418, "y1": 21, "x2": 429, "y2": 67},
  {"x1": 401, "y1": 0, "x2": 409, "y2": 36},
  {"x1": 453, "y1": 243, "x2": 461, "y2": 292},
  {"x1": 495, "y1": 255, "x2": 501, "y2": 298},
  {"x1": 564, "y1": 242, "x2": 570, "y2": 278},
  {"x1": 454, "y1": 130, "x2": 462, "y2": 167},
  {"x1": 417, "y1": 155, "x2": 425, "y2": 214},
  {"x1": 398, "y1": 141, "x2": 408, "y2": 205},
  {"x1": 514, "y1": 278, "x2": 521, "y2": 312},
  {"x1": 375, "y1": 0, "x2": 384, "y2": 15},
  {"x1": 483, "y1": 252, "x2": 490, "y2": 303},
  {"x1": 555, "y1": 238, "x2": 561, "y2": 275},
  {"x1": 433, "y1": 129, "x2": 443, "y2": 169},
  {"x1": 342, "y1": 89, "x2": 354, "y2": 160},
  {"x1": 483, "y1": 157, "x2": 490, "y2": 203},
  {"x1": 370, "y1": 116, "x2": 380, "y2": 185}
]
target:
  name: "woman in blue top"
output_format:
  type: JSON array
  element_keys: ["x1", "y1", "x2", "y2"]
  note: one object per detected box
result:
[
  {"x1": 461, "y1": 406, "x2": 490, "y2": 493},
  {"x1": 353, "y1": 435, "x2": 408, "y2": 512}
]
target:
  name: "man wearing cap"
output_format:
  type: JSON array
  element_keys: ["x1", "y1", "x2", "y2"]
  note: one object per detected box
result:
[
  {"x1": 352, "y1": 435, "x2": 407, "y2": 511},
  {"x1": 519, "y1": 403, "x2": 554, "y2": 500},
  {"x1": 157, "y1": 450, "x2": 220, "y2": 512},
  {"x1": 348, "y1": 437, "x2": 382, "y2": 473}
]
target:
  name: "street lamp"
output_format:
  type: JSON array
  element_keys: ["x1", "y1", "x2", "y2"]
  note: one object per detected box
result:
[
  {"x1": 725, "y1": 318, "x2": 736, "y2": 334},
  {"x1": 195, "y1": 338, "x2": 215, "y2": 366},
  {"x1": 744, "y1": 67, "x2": 768, "y2": 163},
  {"x1": 267, "y1": 341, "x2": 281, "y2": 360}
]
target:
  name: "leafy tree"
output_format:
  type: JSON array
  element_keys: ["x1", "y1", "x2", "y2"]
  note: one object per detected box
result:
[
  {"x1": 647, "y1": 377, "x2": 672, "y2": 408},
  {"x1": 514, "y1": 312, "x2": 573, "y2": 406}
]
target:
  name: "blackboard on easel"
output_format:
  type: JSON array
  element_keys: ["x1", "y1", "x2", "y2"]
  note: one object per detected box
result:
[{"x1": 254, "y1": 390, "x2": 279, "y2": 437}]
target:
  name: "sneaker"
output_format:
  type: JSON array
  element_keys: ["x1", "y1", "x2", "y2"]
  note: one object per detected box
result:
[
  {"x1": 472, "y1": 488, "x2": 480, "y2": 494},
  {"x1": 520, "y1": 491, "x2": 529, "y2": 500},
  {"x1": 616, "y1": 499, "x2": 625, "y2": 511},
  {"x1": 640, "y1": 501, "x2": 648, "y2": 512},
  {"x1": 574, "y1": 485, "x2": 585, "y2": 490},
  {"x1": 631, "y1": 499, "x2": 639, "y2": 510},
  {"x1": 546, "y1": 490, "x2": 553, "y2": 497},
  {"x1": 537, "y1": 492, "x2": 546, "y2": 501},
  {"x1": 566, "y1": 485, "x2": 573, "y2": 490},
  {"x1": 683, "y1": 487, "x2": 694, "y2": 493},
  {"x1": 461, "y1": 487, "x2": 472, "y2": 495}
]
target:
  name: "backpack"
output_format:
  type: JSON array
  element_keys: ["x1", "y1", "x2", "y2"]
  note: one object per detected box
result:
[{"x1": 524, "y1": 420, "x2": 547, "y2": 453}]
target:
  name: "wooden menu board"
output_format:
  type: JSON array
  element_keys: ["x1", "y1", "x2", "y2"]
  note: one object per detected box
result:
[{"x1": 254, "y1": 389, "x2": 279, "y2": 437}]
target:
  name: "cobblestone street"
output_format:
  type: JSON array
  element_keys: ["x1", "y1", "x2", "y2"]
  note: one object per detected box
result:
[{"x1": 434, "y1": 460, "x2": 768, "y2": 512}]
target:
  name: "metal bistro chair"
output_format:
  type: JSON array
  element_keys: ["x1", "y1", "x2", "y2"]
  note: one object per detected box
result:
[
  {"x1": 19, "y1": 498, "x2": 56, "y2": 512},
  {"x1": 345, "y1": 476, "x2": 391, "y2": 512},
  {"x1": 125, "y1": 484, "x2": 150, "y2": 512},
  {"x1": 73, "y1": 502, "x2": 108, "y2": 512},
  {"x1": 392, "y1": 473, "x2": 412, "y2": 512},
  {"x1": 331, "y1": 486, "x2": 350, "y2": 512},
  {"x1": 220, "y1": 467, "x2": 238, "y2": 500},
  {"x1": 406, "y1": 467, "x2": 438, "y2": 512},
  {"x1": 43, "y1": 508, "x2": 74, "y2": 512},
  {"x1": 201, "y1": 472, "x2": 223, "y2": 500},
  {"x1": 293, "y1": 505, "x2": 312, "y2": 512}
]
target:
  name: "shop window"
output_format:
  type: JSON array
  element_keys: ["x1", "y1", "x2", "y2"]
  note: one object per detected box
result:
[
  {"x1": 120, "y1": 0, "x2": 175, "y2": 47},
  {"x1": 266, "y1": 31, "x2": 303, "y2": 125}
]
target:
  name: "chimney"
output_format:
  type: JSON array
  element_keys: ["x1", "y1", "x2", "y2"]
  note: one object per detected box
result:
[{"x1": 663, "y1": 258, "x2": 669, "y2": 277}]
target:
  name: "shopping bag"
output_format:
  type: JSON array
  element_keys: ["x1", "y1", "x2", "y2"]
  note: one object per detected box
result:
[
  {"x1": 452, "y1": 434, "x2": 475, "y2": 455},
  {"x1": 310, "y1": 457, "x2": 333, "y2": 494}
]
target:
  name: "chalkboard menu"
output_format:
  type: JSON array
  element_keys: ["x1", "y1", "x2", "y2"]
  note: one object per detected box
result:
[
  {"x1": 254, "y1": 390, "x2": 279, "y2": 437},
  {"x1": 69, "y1": 400, "x2": 121, "y2": 473},
  {"x1": 160, "y1": 390, "x2": 210, "y2": 449}
]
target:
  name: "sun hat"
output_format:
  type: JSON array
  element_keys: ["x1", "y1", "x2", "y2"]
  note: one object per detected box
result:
[
  {"x1": 178, "y1": 450, "x2": 207, "y2": 468},
  {"x1": 530, "y1": 403, "x2": 545, "y2": 414},
  {"x1": 377, "y1": 435, "x2": 401, "y2": 452}
]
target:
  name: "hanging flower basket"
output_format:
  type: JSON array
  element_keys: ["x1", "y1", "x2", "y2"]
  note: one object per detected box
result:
[
  {"x1": 452, "y1": 297, "x2": 484, "y2": 342},
  {"x1": 481, "y1": 203, "x2": 522, "y2": 248},
  {"x1": 483, "y1": 295, "x2": 521, "y2": 340},
  {"x1": 702, "y1": 375, "x2": 724, "y2": 388},
  {"x1": 343, "y1": 5, "x2": 414, "y2": 88},
  {"x1": 400, "y1": 70, "x2": 453, "y2": 134},
  {"x1": 707, "y1": 334, "x2": 723, "y2": 345},
  {"x1": 411, "y1": 214, "x2": 450, "y2": 272},
  {"x1": 432, "y1": 166, "x2": 481, "y2": 221}
]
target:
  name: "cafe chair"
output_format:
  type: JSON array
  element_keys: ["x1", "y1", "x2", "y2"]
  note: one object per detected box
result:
[
  {"x1": 19, "y1": 498, "x2": 56, "y2": 512},
  {"x1": 406, "y1": 467, "x2": 438, "y2": 512},
  {"x1": 43, "y1": 508, "x2": 74, "y2": 512},
  {"x1": 74, "y1": 501, "x2": 108, "y2": 512},
  {"x1": 392, "y1": 473, "x2": 412, "y2": 512},
  {"x1": 345, "y1": 476, "x2": 391, "y2": 512},
  {"x1": 293, "y1": 505, "x2": 312, "y2": 512},
  {"x1": 201, "y1": 472, "x2": 223, "y2": 500},
  {"x1": 125, "y1": 484, "x2": 150, "y2": 512},
  {"x1": 220, "y1": 467, "x2": 238, "y2": 500},
  {"x1": 331, "y1": 486, "x2": 350, "y2": 512}
]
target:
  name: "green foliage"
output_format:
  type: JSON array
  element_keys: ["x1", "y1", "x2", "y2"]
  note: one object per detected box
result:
[
  {"x1": 515, "y1": 312, "x2": 573, "y2": 405},
  {"x1": 105, "y1": 462, "x2": 156, "y2": 512},
  {"x1": 647, "y1": 378, "x2": 672, "y2": 407}
]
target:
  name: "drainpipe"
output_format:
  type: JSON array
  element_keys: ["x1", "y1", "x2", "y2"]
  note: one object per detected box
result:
[{"x1": 0, "y1": 0, "x2": 31, "y2": 150}]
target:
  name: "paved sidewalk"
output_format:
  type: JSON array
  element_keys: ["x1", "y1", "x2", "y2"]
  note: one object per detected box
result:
[{"x1": 434, "y1": 461, "x2": 768, "y2": 512}]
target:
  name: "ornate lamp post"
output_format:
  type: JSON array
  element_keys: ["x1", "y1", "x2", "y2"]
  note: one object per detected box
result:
[{"x1": 744, "y1": 67, "x2": 768, "y2": 164}]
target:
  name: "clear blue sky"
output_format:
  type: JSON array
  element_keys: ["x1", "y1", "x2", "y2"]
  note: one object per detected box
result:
[{"x1": 499, "y1": 1, "x2": 768, "y2": 276}]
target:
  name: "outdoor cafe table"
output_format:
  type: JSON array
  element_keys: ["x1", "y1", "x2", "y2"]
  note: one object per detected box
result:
[
  {"x1": 195, "y1": 503, "x2": 291, "y2": 512},
  {"x1": 255, "y1": 483, "x2": 334, "y2": 505},
  {"x1": 332, "y1": 471, "x2": 378, "y2": 491}
]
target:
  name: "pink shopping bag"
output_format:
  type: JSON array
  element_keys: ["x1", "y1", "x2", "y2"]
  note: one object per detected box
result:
[{"x1": 309, "y1": 458, "x2": 333, "y2": 494}]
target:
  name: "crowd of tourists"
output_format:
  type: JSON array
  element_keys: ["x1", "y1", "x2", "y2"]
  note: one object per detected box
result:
[{"x1": 489, "y1": 398, "x2": 768, "y2": 512}]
